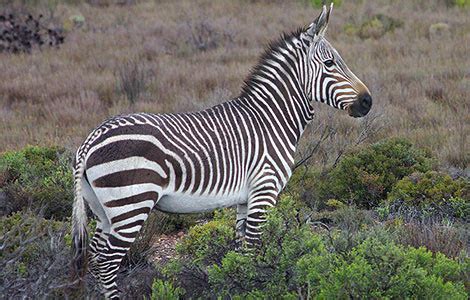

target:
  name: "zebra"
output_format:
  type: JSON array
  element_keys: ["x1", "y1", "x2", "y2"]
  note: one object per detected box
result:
[{"x1": 71, "y1": 4, "x2": 372, "y2": 299}]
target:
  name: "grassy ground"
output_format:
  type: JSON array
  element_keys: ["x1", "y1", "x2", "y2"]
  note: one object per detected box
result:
[{"x1": 0, "y1": 0, "x2": 469, "y2": 170}]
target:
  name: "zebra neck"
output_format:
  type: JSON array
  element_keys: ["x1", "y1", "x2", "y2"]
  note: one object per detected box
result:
[
  {"x1": 237, "y1": 73, "x2": 313, "y2": 149},
  {"x1": 238, "y1": 34, "x2": 315, "y2": 150}
]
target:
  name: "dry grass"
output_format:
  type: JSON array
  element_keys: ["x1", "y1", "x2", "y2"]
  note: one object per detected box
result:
[{"x1": 0, "y1": 0, "x2": 468, "y2": 169}]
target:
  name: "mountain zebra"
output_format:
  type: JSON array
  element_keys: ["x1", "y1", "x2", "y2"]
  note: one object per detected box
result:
[{"x1": 72, "y1": 4, "x2": 372, "y2": 299}]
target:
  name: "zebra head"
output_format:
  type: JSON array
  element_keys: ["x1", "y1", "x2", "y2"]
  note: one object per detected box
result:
[{"x1": 301, "y1": 4, "x2": 372, "y2": 117}]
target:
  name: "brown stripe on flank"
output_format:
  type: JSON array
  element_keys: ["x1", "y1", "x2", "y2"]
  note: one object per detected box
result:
[
  {"x1": 108, "y1": 235, "x2": 132, "y2": 248},
  {"x1": 93, "y1": 169, "x2": 168, "y2": 188},
  {"x1": 104, "y1": 191, "x2": 159, "y2": 207},
  {"x1": 114, "y1": 219, "x2": 144, "y2": 231},
  {"x1": 118, "y1": 231, "x2": 139, "y2": 239},
  {"x1": 111, "y1": 207, "x2": 150, "y2": 223},
  {"x1": 86, "y1": 139, "x2": 167, "y2": 170}
]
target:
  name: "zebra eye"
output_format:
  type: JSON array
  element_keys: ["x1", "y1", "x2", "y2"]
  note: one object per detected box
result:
[{"x1": 324, "y1": 59, "x2": 334, "y2": 67}]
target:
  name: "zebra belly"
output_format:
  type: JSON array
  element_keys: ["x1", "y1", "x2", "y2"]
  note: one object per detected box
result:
[{"x1": 155, "y1": 192, "x2": 246, "y2": 213}]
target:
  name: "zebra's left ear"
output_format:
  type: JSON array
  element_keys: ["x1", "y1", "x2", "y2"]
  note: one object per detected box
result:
[{"x1": 302, "y1": 3, "x2": 333, "y2": 43}]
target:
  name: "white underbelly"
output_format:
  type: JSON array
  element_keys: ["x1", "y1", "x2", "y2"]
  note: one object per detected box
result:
[{"x1": 155, "y1": 192, "x2": 246, "y2": 213}]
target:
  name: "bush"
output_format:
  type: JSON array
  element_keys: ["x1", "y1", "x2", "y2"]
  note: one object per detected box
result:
[
  {"x1": 0, "y1": 210, "x2": 164, "y2": 298},
  {"x1": 150, "y1": 279, "x2": 184, "y2": 300},
  {"x1": 0, "y1": 146, "x2": 74, "y2": 219},
  {"x1": 393, "y1": 222, "x2": 469, "y2": 258},
  {"x1": 315, "y1": 239, "x2": 467, "y2": 299},
  {"x1": 318, "y1": 139, "x2": 433, "y2": 209},
  {"x1": 386, "y1": 171, "x2": 469, "y2": 222},
  {"x1": 312, "y1": 206, "x2": 377, "y2": 254},
  {"x1": 0, "y1": 211, "x2": 77, "y2": 298},
  {"x1": 163, "y1": 210, "x2": 235, "y2": 298},
  {"x1": 116, "y1": 59, "x2": 152, "y2": 104},
  {"x1": 285, "y1": 166, "x2": 323, "y2": 209},
  {"x1": 208, "y1": 197, "x2": 326, "y2": 298},
  {"x1": 447, "y1": 0, "x2": 470, "y2": 8},
  {"x1": 344, "y1": 14, "x2": 403, "y2": 40},
  {"x1": 175, "y1": 210, "x2": 235, "y2": 266},
  {"x1": 0, "y1": 13, "x2": 65, "y2": 54},
  {"x1": 165, "y1": 197, "x2": 468, "y2": 299}
]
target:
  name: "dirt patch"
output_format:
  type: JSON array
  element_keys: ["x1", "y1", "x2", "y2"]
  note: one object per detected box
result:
[{"x1": 151, "y1": 231, "x2": 185, "y2": 265}]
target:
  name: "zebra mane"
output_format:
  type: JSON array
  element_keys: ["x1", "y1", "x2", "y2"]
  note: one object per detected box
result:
[{"x1": 239, "y1": 27, "x2": 306, "y2": 97}]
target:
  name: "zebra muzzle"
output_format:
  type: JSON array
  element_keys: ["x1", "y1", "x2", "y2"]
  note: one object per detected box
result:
[{"x1": 348, "y1": 92, "x2": 372, "y2": 118}]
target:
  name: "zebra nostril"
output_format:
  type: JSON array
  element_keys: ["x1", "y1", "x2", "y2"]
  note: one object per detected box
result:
[{"x1": 360, "y1": 93, "x2": 372, "y2": 109}]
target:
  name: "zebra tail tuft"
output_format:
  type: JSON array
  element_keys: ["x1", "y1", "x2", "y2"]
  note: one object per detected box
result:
[{"x1": 71, "y1": 161, "x2": 88, "y2": 283}]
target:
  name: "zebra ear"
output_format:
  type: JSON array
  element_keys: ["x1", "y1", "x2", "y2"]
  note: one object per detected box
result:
[{"x1": 303, "y1": 3, "x2": 333, "y2": 43}]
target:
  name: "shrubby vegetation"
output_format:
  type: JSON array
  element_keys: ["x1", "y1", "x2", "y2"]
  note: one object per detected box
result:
[
  {"x1": 162, "y1": 198, "x2": 468, "y2": 299},
  {"x1": 1, "y1": 138, "x2": 467, "y2": 298},
  {"x1": 0, "y1": 146, "x2": 74, "y2": 219},
  {"x1": 344, "y1": 14, "x2": 403, "y2": 40},
  {"x1": 288, "y1": 139, "x2": 433, "y2": 210},
  {"x1": 0, "y1": 13, "x2": 65, "y2": 54},
  {"x1": 0, "y1": 211, "x2": 74, "y2": 298},
  {"x1": 385, "y1": 171, "x2": 469, "y2": 222}
]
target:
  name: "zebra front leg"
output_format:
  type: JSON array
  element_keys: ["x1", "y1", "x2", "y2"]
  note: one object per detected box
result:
[
  {"x1": 245, "y1": 190, "x2": 278, "y2": 247},
  {"x1": 235, "y1": 203, "x2": 247, "y2": 249}
]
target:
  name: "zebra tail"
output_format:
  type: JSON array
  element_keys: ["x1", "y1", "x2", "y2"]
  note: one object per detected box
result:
[{"x1": 71, "y1": 159, "x2": 88, "y2": 282}]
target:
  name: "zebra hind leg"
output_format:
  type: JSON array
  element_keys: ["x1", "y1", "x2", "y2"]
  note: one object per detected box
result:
[
  {"x1": 82, "y1": 176, "x2": 159, "y2": 299},
  {"x1": 93, "y1": 191, "x2": 159, "y2": 299},
  {"x1": 95, "y1": 215, "x2": 154, "y2": 299}
]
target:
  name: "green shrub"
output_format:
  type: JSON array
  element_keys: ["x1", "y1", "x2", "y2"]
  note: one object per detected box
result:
[
  {"x1": 0, "y1": 146, "x2": 74, "y2": 219},
  {"x1": 150, "y1": 279, "x2": 184, "y2": 300},
  {"x1": 163, "y1": 210, "x2": 235, "y2": 298},
  {"x1": 165, "y1": 197, "x2": 468, "y2": 299},
  {"x1": 452, "y1": 0, "x2": 470, "y2": 8},
  {"x1": 284, "y1": 166, "x2": 323, "y2": 209},
  {"x1": 208, "y1": 197, "x2": 327, "y2": 298},
  {"x1": 0, "y1": 211, "x2": 74, "y2": 298},
  {"x1": 316, "y1": 239, "x2": 467, "y2": 299},
  {"x1": 344, "y1": 14, "x2": 403, "y2": 39},
  {"x1": 176, "y1": 215, "x2": 234, "y2": 265},
  {"x1": 386, "y1": 171, "x2": 469, "y2": 222},
  {"x1": 318, "y1": 138, "x2": 433, "y2": 209}
]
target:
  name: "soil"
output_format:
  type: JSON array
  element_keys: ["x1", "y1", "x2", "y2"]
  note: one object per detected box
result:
[{"x1": 150, "y1": 231, "x2": 185, "y2": 265}]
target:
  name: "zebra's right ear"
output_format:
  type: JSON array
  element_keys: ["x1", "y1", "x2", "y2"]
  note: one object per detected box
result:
[{"x1": 302, "y1": 4, "x2": 332, "y2": 44}]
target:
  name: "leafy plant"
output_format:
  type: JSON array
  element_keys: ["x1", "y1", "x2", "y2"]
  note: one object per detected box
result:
[
  {"x1": 315, "y1": 239, "x2": 467, "y2": 299},
  {"x1": 318, "y1": 138, "x2": 433, "y2": 209},
  {"x1": 150, "y1": 279, "x2": 184, "y2": 300},
  {"x1": 385, "y1": 171, "x2": 469, "y2": 222},
  {"x1": 165, "y1": 197, "x2": 468, "y2": 299},
  {"x1": 0, "y1": 146, "x2": 74, "y2": 219},
  {"x1": 344, "y1": 14, "x2": 403, "y2": 40},
  {"x1": 0, "y1": 211, "x2": 75, "y2": 298}
]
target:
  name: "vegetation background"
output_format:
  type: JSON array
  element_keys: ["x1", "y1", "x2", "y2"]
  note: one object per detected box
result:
[{"x1": 0, "y1": 0, "x2": 468, "y2": 299}]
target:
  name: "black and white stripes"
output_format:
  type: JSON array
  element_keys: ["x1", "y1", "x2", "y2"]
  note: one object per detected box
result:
[{"x1": 71, "y1": 4, "x2": 372, "y2": 299}]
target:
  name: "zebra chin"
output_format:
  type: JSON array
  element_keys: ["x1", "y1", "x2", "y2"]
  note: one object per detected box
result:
[{"x1": 347, "y1": 92, "x2": 372, "y2": 118}]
